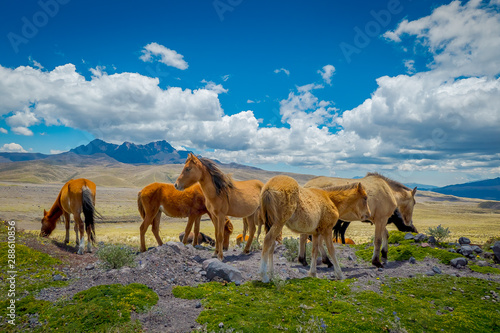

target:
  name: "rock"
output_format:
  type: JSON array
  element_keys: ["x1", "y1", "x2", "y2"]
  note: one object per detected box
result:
[
  {"x1": 298, "y1": 268, "x2": 308, "y2": 275},
  {"x1": 428, "y1": 236, "x2": 436, "y2": 244},
  {"x1": 426, "y1": 271, "x2": 435, "y2": 276},
  {"x1": 459, "y1": 245, "x2": 473, "y2": 257},
  {"x1": 409, "y1": 257, "x2": 416, "y2": 264},
  {"x1": 477, "y1": 261, "x2": 488, "y2": 267},
  {"x1": 404, "y1": 233, "x2": 415, "y2": 240},
  {"x1": 85, "y1": 264, "x2": 95, "y2": 270},
  {"x1": 448, "y1": 249, "x2": 457, "y2": 253},
  {"x1": 493, "y1": 241, "x2": 500, "y2": 262},
  {"x1": 165, "y1": 241, "x2": 185, "y2": 253},
  {"x1": 219, "y1": 322, "x2": 224, "y2": 328},
  {"x1": 432, "y1": 266, "x2": 442, "y2": 274},
  {"x1": 472, "y1": 245, "x2": 483, "y2": 254},
  {"x1": 192, "y1": 255, "x2": 204, "y2": 263},
  {"x1": 414, "y1": 233, "x2": 427, "y2": 242},
  {"x1": 195, "y1": 302, "x2": 202, "y2": 309},
  {"x1": 458, "y1": 237, "x2": 471, "y2": 245},
  {"x1": 450, "y1": 257, "x2": 468, "y2": 268},
  {"x1": 421, "y1": 243, "x2": 430, "y2": 248},
  {"x1": 378, "y1": 267, "x2": 384, "y2": 272},
  {"x1": 120, "y1": 267, "x2": 131, "y2": 274},
  {"x1": 202, "y1": 259, "x2": 243, "y2": 284},
  {"x1": 53, "y1": 274, "x2": 63, "y2": 281}
]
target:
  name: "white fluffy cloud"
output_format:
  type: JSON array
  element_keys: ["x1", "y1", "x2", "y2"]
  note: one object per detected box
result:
[
  {"x1": 317, "y1": 64, "x2": 335, "y2": 85},
  {"x1": 201, "y1": 80, "x2": 228, "y2": 94},
  {"x1": 274, "y1": 68, "x2": 290, "y2": 76},
  {"x1": 140, "y1": 42, "x2": 188, "y2": 70},
  {"x1": 0, "y1": 143, "x2": 27, "y2": 153}
]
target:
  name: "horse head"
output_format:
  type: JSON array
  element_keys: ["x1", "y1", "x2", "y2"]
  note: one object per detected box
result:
[
  {"x1": 175, "y1": 153, "x2": 202, "y2": 191},
  {"x1": 340, "y1": 183, "x2": 371, "y2": 222},
  {"x1": 398, "y1": 187, "x2": 417, "y2": 227},
  {"x1": 40, "y1": 209, "x2": 56, "y2": 237}
]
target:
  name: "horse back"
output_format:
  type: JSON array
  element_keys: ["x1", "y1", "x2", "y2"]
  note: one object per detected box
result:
[{"x1": 60, "y1": 178, "x2": 96, "y2": 213}]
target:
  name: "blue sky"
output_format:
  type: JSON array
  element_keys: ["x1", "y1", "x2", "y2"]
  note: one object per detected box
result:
[{"x1": 1, "y1": 0, "x2": 499, "y2": 186}]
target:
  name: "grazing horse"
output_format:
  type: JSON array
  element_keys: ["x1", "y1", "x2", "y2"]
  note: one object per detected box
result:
[
  {"x1": 304, "y1": 173, "x2": 417, "y2": 268},
  {"x1": 175, "y1": 153, "x2": 263, "y2": 260},
  {"x1": 259, "y1": 175, "x2": 370, "y2": 282},
  {"x1": 40, "y1": 178, "x2": 97, "y2": 255},
  {"x1": 178, "y1": 231, "x2": 216, "y2": 247},
  {"x1": 333, "y1": 208, "x2": 418, "y2": 244},
  {"x1": 137, "y1": 182, "x2": 233, "y2": 252}
]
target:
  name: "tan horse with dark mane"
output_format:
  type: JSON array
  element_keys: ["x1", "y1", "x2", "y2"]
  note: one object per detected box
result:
[
  {"x1": 175, "y1": 154, "x2": 263, "y2": 260},
  {"x1": 259, "y1": 175, "x2": 370, "y2": 282},
  {"x1": 40, "y1": 178, "x2": 97, "y2": 255},
  {"x1": 304, "y1": 173, "x2": 417, "y2": 268},
  {"x1": 137, "y1": 182, "x2": 233, "y2": 252}
]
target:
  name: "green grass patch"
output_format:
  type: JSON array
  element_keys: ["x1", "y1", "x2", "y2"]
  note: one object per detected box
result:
[
  {"x1": 355, "y1": 243, "x2": 463, "y2": 264},
  {"x1": 1, "y1": 283, "x2": 158, "y2": 332},
  {"x1": 174, "y1": 276, "x2": 500, "y2": 332},
  {"x1": 469, "y1": 265, "x2": 500, "y2": 275}
]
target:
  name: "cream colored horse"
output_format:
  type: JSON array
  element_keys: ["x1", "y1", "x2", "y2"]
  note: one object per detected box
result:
[
  {"x1": 175, "y1": 154, "x2": 263, "y2": 260},
  {"x1": 304, "y1": 173, "x2": 417, "y2": 267},
  {"x1": 259, "y1": 175, "x2": 370, "y2": 282}
]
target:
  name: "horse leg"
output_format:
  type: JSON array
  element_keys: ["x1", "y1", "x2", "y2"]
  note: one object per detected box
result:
[
  {"x1": 260, "y1": 223, "x2": 282, "y2": 283},
  {"x1": 319, "y1": 235, "x2": 333, "y2": 267},
  {"x1": 63, "y1": 212, "x2": 71, "y2": 244},
  {"x1": 139, "y1": 214, "x2": 154, "y2": 252},
  {"x1": 182, "y1": 215, "x2": 196, "y2": 245},
  {"x1": 340, "y1": 221, "x2": 350, "y2": 244},
  {"x1": 371, "y1": 219, "x2": 386, "y2": 268},
  {"x1": 74, "y1": 218, "x2": 79, "y2": 246},
  {"x1": 323, "y1": 230, "x2": 344, "y2": 280},
  {"x1": 381, "y1": 227, "x2": 389, "y2": 263},
  {"x1": 214, "y1": 213, "x2": 225, "y2": 260},
  {"x1": 74, "y1": 213, "x2": 85, "y2": 255},
  {"x1": 242, "y1": 217, "x2": 248, "y2": 240},
  {"x1": 298, "y1": 234, "x2": 308, "y2": 266},
  {"x1": 151, "y1": 211, "x2": 163, "y2": 247},
  {"x1": 243, "y1": 213, "x2": 257, "y2": 254},
  {"x1": 193, "y1": 215, "x2": 201, "y2": 247},
  {"x1": 308, "y1": 235, "x2": 319, "y2": 278}
]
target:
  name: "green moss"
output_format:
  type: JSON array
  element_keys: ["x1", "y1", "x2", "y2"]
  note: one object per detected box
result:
[
  {"x1": 469, "y1": 265, "x2": 500, "y2": 274},
  {"x1": 174, "y1": 276, "x2": 500, "y2": 332},
  {"x1": 1, "y1": 284, "x2": 158, "y2": 332},
  {"x1": 387, "y1": 230, "x2": 413, "y2": 244},
  {"x1": 0, "y1": 243, "x2": 68, "y2": 294},
  {"x1": 356, "y1": 243, "x2": 463, "y2": 264}
]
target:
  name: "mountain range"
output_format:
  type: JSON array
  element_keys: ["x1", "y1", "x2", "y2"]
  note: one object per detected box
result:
[{"x1": 0, "y1": 139, "x2": 499, "y2": 200}]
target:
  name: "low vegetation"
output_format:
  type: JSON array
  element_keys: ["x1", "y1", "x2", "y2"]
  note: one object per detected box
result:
[
  {"x1": 95, "y1": 243, "x2": 137, "y2": 269},
  {"x1": 427, "y1": 224, "x2": 451, "y2": 243},
  {"x1": 173, "y1": 276, "x2": 500, "y2": 332}
]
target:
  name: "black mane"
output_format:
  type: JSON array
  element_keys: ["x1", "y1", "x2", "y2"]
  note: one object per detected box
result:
[{"x1": 198, "y1": 157, "x2": 234, "y2": 196}]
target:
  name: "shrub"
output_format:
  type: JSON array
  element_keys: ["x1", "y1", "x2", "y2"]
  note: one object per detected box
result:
[
  {"x1": 484, "y1": 236, "x2": 500, "y2": 250},
  {"x1": 282, "y1": 237, "x2": 312, "y2": 263},
  {"x1": 426, "y1": 224, "x2": 451, "y2": 243},
  {"x1": 388, "y1": 231, "x2": 408, "y2": 244},
  {"x1": 96, "y1": 244, "x2": 137, "y2": 269}
]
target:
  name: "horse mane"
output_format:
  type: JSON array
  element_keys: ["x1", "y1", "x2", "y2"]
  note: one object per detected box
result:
[
  {"x1": 366, "y1": 172, "x2": 410, "y2": 191},
  {"x1": 322, "y1": 182, "x2": 360, "y2": 192},
  {"x1": 198, "y1": 157, "x2": 234, "y2": 196}
]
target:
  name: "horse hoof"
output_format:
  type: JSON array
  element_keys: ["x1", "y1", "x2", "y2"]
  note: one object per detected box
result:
[{"x1": 372, "y1": 261, "x2": 384, "y2": 268}]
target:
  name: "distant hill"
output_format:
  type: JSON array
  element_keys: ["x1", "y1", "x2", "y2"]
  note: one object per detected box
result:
[
  {"x1": 0, "y1": 152, "x2": 48, "y2": 162},
  {"x1": 404, "y1": 182, "x2": 438, "y2": 191},
  {"x1": 432, "y1": 177, "x2": 500, "y2": 201}
]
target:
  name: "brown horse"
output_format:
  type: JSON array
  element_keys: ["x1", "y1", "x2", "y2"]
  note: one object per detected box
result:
[
  {"x1": 137, "y1": 182, "x2": 233, "y2": 252},
  {"x1": 259, "y1": 175, "x2": 370, "y2": 282},
  {"x1": 178, "y1": 231, "x2": 216, "y2": 246},
  {"x1": 304, "y1": 173, "x2": 417, "y2": 268},
  {"x1": 175, "y1": 153, "x2": 263, "y2": 260},
  {"x1": 40, "y1": 178, "x2": 97, "y2": 255},
  {"x1": 297, "y1": 182, "x2": 371, "y2": 267}
]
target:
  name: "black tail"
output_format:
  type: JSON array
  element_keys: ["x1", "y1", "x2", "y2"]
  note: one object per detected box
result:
[
  {"x1": 333, "y1": 220, "x2": 350, "y2": 244},
  {"x1": 82, "y1": 188, "x2": 97, "y2": 244}
]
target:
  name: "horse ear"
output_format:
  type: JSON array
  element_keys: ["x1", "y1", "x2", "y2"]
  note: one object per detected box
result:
[
  {"x1": 411, "y1": 187, "x2": 417, "y2": 196},
  {"x1": 43, "y1": 209, "x2": 47, "y2": 215},
  {"x1": 356, "y1": 182, "x2": 364, "y2": 193}
]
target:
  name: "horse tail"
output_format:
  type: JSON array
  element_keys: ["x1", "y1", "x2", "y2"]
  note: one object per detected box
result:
[
  {"x1": 261, "y1": 188, "x2": 279, "y2": 234},
  {"x1": 333, "y1": 221, "x2": 343, "y2": 242},
  {"x1": 137, "y1": 191, "x2": 146, "y2": 219},
  {"x1": 82, "y1": 187, "x2": 96, "y2": 244}
]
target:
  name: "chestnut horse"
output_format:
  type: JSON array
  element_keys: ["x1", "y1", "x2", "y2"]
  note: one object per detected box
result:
[
  {"x1": 304, "y1": 173, "x2": 417, "y2": 268},
  {"x1": 137, "y1": 182, "x2": 233, "y2": 252},
  {"x1": 259, "y1": 175, "x2": 370, "y2": 282},
  {"x1": 175, "y1": 154, "x2": 263, "y2": 260},
  {"x1": 40, "y1": 178, "x2": 97, "y2": 255}
]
